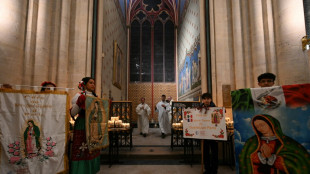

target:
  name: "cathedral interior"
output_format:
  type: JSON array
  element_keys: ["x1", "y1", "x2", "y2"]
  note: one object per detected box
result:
[{"x1": 1, "y1": 0, "x2": 310, "y2": 173}]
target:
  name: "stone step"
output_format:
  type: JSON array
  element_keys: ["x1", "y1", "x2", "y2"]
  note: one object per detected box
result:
[{"x1": 101, "y1": 146, "x2": 202, "y2": 165}]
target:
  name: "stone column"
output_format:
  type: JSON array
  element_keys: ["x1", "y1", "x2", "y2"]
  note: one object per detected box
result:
[
  {"x1": 199, "y1": 0, "x2": 207, "y2": 93},
  {"x1": 33, "y1": 0, "x2": 52, "y2": 85},
  {"x1": 273, "y1": 0, "x2": 310, "y2": 84},
  {"x1": 231, "y1": 0, "x2": 245, "y2": 89},
  {"x1": 209, "y1": 0, "x2": 217, "y2": 104},
  {"x1": 126, "y1": 26, "x2": 130, "y2": 100},
  {"x1": 49, "y1": 0, "x2": 61, "y2": 83},
  {"x1": 56, "y1": 0, "x2": 71, "y2": 87},
  {"x1": 248, "y1": 0, "x2": 267, "y2": 87},
  {"x1": 95, "y1": 0, "x2": 103, "y2": 97},
  {"x1": 23, "y1": 0, "x2": 39, "y2": 85},
  {"x1": 86, "y1": 0, "x2": 93, "y2": 77},
  {"x1": 213, "y1": 0, "x2": 232, "y2": 106},
  {"x1": 0, "y1": 0, "x2": 27, "y2": 85},
  {"x1": 240, "y1": 0, "x2": 254, "y2": 88},
  {"x1": 68, "y1": 0, "x2": 92, "y2": 92},
  {"x1": 262, "y1": 0, "x2": 277, "y2": 80},
  {"x1": 175, "y1": 27, "x2": 178, "y2": 100}
]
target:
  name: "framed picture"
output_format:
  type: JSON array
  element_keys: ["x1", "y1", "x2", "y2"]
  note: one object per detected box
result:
[{"x1": 113, "y1": 40, "x2": 122, "y2": 89}]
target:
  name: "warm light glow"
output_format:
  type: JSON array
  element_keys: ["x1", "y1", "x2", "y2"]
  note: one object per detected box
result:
[{"x1": 0, "y1": 1, "x2": 15, "y2": 33}]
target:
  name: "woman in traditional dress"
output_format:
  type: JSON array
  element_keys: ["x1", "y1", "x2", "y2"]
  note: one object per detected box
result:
[
  {"x1": 239, "y1": 114, "x2": 310, "y2": 174},
  {"x1": 70, "y1": 77, "x2": 100, "y2": 174},
  {"x1": 24, "y1": 120, "x2": 41, "y2": 158}
]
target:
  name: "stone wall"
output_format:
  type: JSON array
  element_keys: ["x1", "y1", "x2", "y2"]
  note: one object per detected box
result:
[
  {"x1": 0, "y1": 0, "x2": 127, "y2": 101},
  {"x1": 208, "y1": 0, "x2": 309, "y2": 106},
  {"x1": 99, "y1": 0, "x2": 127, "y2": 100}
]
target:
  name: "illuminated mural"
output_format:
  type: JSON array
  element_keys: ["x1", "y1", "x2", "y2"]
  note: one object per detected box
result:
[{"x1": 178, "y1": 39, "x2": 201, "y2": 97}]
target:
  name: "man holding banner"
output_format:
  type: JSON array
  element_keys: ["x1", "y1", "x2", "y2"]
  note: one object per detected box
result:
[{"x1": 201, "y1": 93, "x2": 218, "y2": 174}]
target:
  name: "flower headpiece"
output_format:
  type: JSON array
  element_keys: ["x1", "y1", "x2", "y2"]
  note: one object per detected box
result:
[{"x1": 78, "y1": 81, "x2": 87, "y2": 95}]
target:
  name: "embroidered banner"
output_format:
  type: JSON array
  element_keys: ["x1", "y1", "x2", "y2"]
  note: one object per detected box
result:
[
  {"x1": 0, "y1": 89, "x2": 69, "y2": 174},
  {"x1": 183, "y1": 107, "x2": 227, "y2": 140},
  {"x1": 231, "y1": 84, "x2": 310, "y2": 174},
  {"x1": 85, "y1": 96, "x2": 109, "y2": 152}
]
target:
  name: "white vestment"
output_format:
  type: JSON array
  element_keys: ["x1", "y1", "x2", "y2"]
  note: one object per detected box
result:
[
  {"x1": 136, "y1": 103, "x2": 151, "y2": 134},
  {"x1": 156, "y1": 101, "x2": 171, "y2": 134}
]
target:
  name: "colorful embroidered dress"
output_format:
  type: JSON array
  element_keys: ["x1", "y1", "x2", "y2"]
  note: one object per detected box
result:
[
  {"x1": 239, "y1": 114, "x2": 310, "y2": 174},
  {"x1": 70, "y1": 92, "x2": 100, "y2": 174}
]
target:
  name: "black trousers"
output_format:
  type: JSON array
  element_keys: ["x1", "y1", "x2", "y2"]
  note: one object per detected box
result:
[{"x1": 203, "y1": 140, "x2": 218, "y2": 174}]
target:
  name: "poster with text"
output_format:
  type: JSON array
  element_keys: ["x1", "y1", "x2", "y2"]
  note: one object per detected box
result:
[
  {"x1": 231, "y1": 84, "x2": 310, "y2": 174},
  {"x1": 183, "y1": 107, "x2": 227, "y2": 140},
  {"x1": 0, "y1": 89, "x2": 69, "y2": 174}
]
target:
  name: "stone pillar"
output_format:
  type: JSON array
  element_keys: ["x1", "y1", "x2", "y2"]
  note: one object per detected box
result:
[
  {"x1": 126, "y1": 26, "x2": 130, "y2": 100},
  {"x1": 262, "y1": 0, "x2": 277, "y2": 81},
  {"x1": 240, "y1": 0, "x2": 254, "y2": 88},
  {"x1": 56, "y1": 0, "x2": 71, "y2": 87},
  {"x1": 95, "y1": 0, "x2": 103, "y2": 97},
  {"x1": 68, "y1": 0, "x2": 92, "y2": 92},
  {"x1": 33, "y1": 0, "x2": 52, "y2": 85},
  {"x1": 209, "y1": 0, "x2": 216, "y2": 104},
  {"x1": 23, "y1": 0, "x2": 39, "y2": 85},
  {"x1": 248, "y1": 0, "x2": 267, "y2": 87},
  {"x1": 231, "y1": 0, "x2": 245, "y2": 90},
  {"x1": 175, "y1": 27, "x2": 178, "y2": 100},
  {"x1": 49, "y1": 0, "x2": 61, "y2": 83},
  {"x1": 199, "y1": 0, "x2": 207, "y2": 93},
  {"x1": 86, "y1": 0, "x2": 93, "y2": 78},
  {"x1": 212, "y1": 0, "x2": 232, "y2": 106},
  {"x1": 0, "y1": 0, "x2": 27, "y2": 85},
  {"x1": 273, "y1": 0, "x2": 309, "y2": 84}
]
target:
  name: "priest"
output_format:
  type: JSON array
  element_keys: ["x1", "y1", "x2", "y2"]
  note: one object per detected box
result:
[
  {"x1": 136, "y1": 97, "x2": 151, "y2": 137},
  {"x1": 156, "y1": 94, "x2": 171, "y2": 138}
]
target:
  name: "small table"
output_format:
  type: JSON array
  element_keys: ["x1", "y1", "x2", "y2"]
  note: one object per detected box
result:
[
  {"x1": 171, "y1": 127, "x2": 198, "y2": 166},
  {"x1": 108, "y1": 127, "x2": 132, "y2": 167},
  {"x1": 171, "y1": 127, "x2": 184, "y2": 149}
]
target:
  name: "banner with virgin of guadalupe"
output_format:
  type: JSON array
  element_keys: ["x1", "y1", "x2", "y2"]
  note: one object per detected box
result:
[
  {"x1": 0, "y1": 89, "x2": 69, "y2": 174},
  {"x1": 231, "y1": 84, "x2": 310, "y2": 174},
  {"x1": 85, "y1": 96, "x2": 109, "y2": 152}
]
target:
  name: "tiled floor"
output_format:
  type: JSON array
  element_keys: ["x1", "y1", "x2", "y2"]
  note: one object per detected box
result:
[{"x1": 100, "y1": 128, "x2": 236, "y2": 174}]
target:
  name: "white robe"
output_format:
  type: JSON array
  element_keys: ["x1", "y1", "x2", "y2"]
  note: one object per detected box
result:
[
  {"x1": 156, "y1": 101, "x2": 171, "y2": 134},
  {"x1": 136, "y1": 103, "x2": 151, "y2": 134}
]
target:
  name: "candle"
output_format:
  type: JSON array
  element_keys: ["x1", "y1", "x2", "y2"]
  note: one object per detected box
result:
[
  {"x1": 115, "y1": 120, "x2": 122, "y2": 127},
  {"x1": 111, "y1": 116, "x2": 119, "y2": 121},
  {"x1": 122, "y1": 123, "x2": 130, "y2": 129},
  {"x1": 108, "y1": 120, "x2": 115, "y2": 128}
]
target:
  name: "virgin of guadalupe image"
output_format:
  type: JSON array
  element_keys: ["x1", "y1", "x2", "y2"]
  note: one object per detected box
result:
[
  {"x1": 24, "y1": 120, "x2": 41, "y2": 158},
  {"x1": 89, "y1": 101, "x2": 103, "y2": 145},
  {"x1": 239, "y1": 114, "x2": 310, "y2": 174},
  {"x1": 211, "y1": 112, "x2": 220, "y2": 126}
]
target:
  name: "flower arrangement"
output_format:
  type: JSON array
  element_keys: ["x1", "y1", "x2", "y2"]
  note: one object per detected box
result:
[
  {"x1": 212, "y1": 129, "x2": 225, "y2": 138},
  {"x1": 7, "y1": 141, "x2": 24, "y2": 165},
  {"x1": 40, "y1": 137, "x2": 56, "y2": 161},
  {"x1": 185, "y1": 128, "x2": 194, "y2": 136}
]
